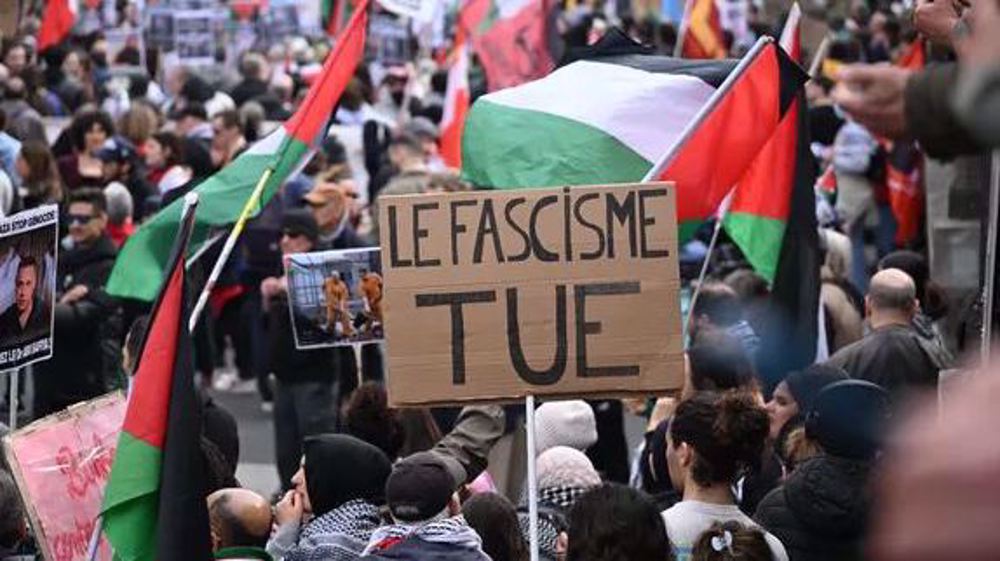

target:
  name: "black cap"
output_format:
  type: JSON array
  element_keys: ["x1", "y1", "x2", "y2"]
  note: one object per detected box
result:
[
  {"x1": 385, "y1": 452, "x2": 457, "y2": 522},
  {"x1": 281, "y1": 208, "x2": 319, "y2": 244},
  {"x1": 784, "y1": 364, "x2": 849, "y2": 415},
  {"x1": 806, "y1": 380, "x2": 891, "y2": 460}
]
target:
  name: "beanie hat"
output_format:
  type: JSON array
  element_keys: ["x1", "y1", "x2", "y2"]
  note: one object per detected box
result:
[
  {"x1": 534, "y1": 400, "x2": 598, "y2": 455},
  {"x1": 784, "y1": 364, "x2": 849, "y2": 416},
  {"x1": 386, "y1": 451, "x2": 457, "y2": 522},
  {"x1": 536, "y1": 446, "x2": 601, "y2": 490},
  {"x1": 806, "y1": 380, "x2": 890, "y2": 460}
]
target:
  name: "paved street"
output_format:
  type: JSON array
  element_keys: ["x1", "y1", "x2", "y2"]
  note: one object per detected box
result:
[{"x1": 210, "y1": 389, "x2": 280, "y2": 498}]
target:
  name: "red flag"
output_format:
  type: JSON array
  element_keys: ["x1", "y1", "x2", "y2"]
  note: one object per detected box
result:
[
  {"x1": 723, "y1": 3, "x2": 802, "y2": 280},
  {"x1": 654, "y1": 41, "x2": 805, "y2": 238},
  {"x1": 678, "y1": 0, "x2": 726, "y2": 59},
  {"x1": 440, "y1": 43, "x2": 471, "y2": 169},
  {"x1": 38, "y1": 0, "x2": 78, "y2": 52},
  {"x1": 460, "y1": 0, "x2": 555, "y2": 91}
]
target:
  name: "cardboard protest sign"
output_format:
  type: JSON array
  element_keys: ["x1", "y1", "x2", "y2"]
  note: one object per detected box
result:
[
  {"x1": 3, "y1": 393, "x2": 126, "y2": 561},
  {"x1": 380, "y1": 183, "x2": 684, "y2": 406},
  {"x1": 285, "y1": 248, "x2": 385, "y2": 349},
  {"x1": 0, "y1": 206, "x2": 58, "y2": 370}
]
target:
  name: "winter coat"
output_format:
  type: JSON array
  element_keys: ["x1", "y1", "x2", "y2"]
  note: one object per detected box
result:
[
  {"x1": 34, "y1": 235, "x2": 122, "y2": 415},
  {"x1": 362, "y1": 517, "x2": 491, "y2": 561},
  {"x1": 825, "y1": 324, "x2": 941, "y2": 403},
  {"x1": 755, "y1": 455, "x2": 873, "y2": 561},
  {"x1": 954, "y1": 62, "x2": 1000, "y2": 149},
  {"x1": 905, "y1": 63, "x2": 985, "y2": 160}
]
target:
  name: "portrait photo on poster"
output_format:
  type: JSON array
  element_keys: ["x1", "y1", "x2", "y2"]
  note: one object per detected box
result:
[
  {"x1": 285, "y1": 247, "x2": 384, "y2": 349},
  {"x1": 0, "y1": 206, "x2": 59, "y2": 370}
]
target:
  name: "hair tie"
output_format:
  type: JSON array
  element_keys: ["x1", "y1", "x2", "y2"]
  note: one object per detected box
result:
[{"x1": 711, "y1": 530, "x2": 734, "y2": 555}]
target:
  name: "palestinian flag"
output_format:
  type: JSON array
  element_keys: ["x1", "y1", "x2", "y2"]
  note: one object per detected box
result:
[
  {"x1": 106, "y1": 0, "x2": 369, "y2": 302},
  {"x1": 440, "y1": 42, "x2": 471, "y2": 169},
  {"x1": 461, "y1": 30, "x2": 807, "y2": 242},
  {"x1": 677, "y1": 0, "x2": 726, "y2": 59},
  {"x1": 100, "y1": 199, "x2": 209, "y2": 561},
  {"x1": 322, "y1": 0, "x2": 356, "y2": 37},
  {"x1": 723, "y1": 3, "x2": 802, "y2": 282},
  {"x1": 38, "y1": 0, "x2": 78, "y2": 52},
  {"x1": 727, "y1": 4, "x2": 820, "y2": 389}
]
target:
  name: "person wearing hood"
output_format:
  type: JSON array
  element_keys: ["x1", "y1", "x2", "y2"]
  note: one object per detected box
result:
[
  {"x1": 267, "y1": 434, "x2": 392, "y2": 561},
  {"x1": 362, "y1": 451, "x2": 490, "y2": 561},
  {"x1": 755, "y1": 380, "x2": 890, "y2": 561},
  {"x1": 765, "y1": 365, "x2": 849, "y2": 473},
  {"x1": 516, "y1": 447, "x2": 601, "y2": 561},
  {"x1": 34, "y1": 188, "x2": 122, "y2": 416}
]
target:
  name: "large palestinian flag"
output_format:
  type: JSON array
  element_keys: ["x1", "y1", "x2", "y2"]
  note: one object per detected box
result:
[
  {"x1": 461, "y1": 30, "x2": 806, "y2": 241},
  {"x1": 106, "y1": 0, "x2": 369, "y2": 302},
  {"x1": 100, "y1": 198, "x2": 209, "y2": 561}
]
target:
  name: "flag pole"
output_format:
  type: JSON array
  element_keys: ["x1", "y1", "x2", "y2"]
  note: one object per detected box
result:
[
  {"x1": 89, "y1": 192, "x2": 201, "y2": 561},
  {"x1": 982, "y1": 150, "x2": 1000, "y2": 366},
  {"x1": 643, "y1": 36, "x2": 774, "y2": 182},
  {"x1": 808, "y1": 34, "x2": 832, "y2": 78},
  {"x1": 685, "y1": 200, "x2": 730, "y2": 339},
  {"x1": 188, "y1": 167, "x2": 274, "y2": 333},
  {"x1": 673, "y1": 0, "x2": 691, "y2": 58}
]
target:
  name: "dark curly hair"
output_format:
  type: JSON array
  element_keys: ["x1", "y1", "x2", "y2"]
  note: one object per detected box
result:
[
  {"x1": 344, "y1": 382, "x2": 404, "y2": 460},
  {"x1": 566, "y1": 484, "x2": 673, "y2": 561},
  {"x1": 670, "y1": 391, "x2": 769, "y2": 487}
]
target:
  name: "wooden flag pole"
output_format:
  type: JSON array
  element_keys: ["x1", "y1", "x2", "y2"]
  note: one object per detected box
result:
[{"x1": 188, "y1": 167, "x2": 274, "y2": 333}]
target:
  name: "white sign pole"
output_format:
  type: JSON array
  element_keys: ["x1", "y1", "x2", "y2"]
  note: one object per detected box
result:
[
  {"x1": 7, "y1": 368, "x2": 18, "y2": 430},
  {"x1": 525, "y1": 394, "x2": 539, "y2": 561},
  {"x1": 982, "y1": 150, "x2": 1000, "y2": 366}
]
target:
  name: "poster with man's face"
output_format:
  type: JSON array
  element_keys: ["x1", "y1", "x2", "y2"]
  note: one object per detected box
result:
[
  {"x1": 0, "y1": 206, "x2": 59, "y2": 370},
  {"x1": 285, "y1": 248, "x2": 385, "y2": 349}
]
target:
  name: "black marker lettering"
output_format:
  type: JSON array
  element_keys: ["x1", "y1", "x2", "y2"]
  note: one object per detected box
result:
[
  {"x1": 639, "y1": 189, "x2": 671, "y2": 258},
  {"x1": 413, "y1": 202, "x2": 441, "y2": 267},
  {"x1": 415, "y1": 291, "x2": 497, "y2": 384},
  {"x1": 574, "y1": 282, "x2": 641, "y2": 378},
  {"x1": 507, "y1": 286, "x2": 567, "y2": 385}
]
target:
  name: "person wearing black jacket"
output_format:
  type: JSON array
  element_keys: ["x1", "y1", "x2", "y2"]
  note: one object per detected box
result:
[
  {"x1": 261, "y1": 209, "x2": 339, "y2": 489},
  {"x1": 755, "y1": 380, "x2": 891, "y2": 561},
  {"x1": 35, "y1": 189, "x2": 122, "y2": 417}
]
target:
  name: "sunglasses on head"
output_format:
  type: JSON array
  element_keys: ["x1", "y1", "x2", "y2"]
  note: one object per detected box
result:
[{"x1": 67, "y1": 213, "x2": 95, "y2": 226}]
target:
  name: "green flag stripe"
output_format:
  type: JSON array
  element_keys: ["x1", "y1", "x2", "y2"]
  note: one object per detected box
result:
[
  {"x1": 106, "y1": 134, "x2": 310, "y2": 302},
  {"x1": 102, "y1": 431, "x2": 161, "y2": 561},
  {"x1": 723, "y1": 212, "x2": 786, "y2": 282},
  {"x1": 461, "y1": 101, "x2": 651, "y2": 190}
]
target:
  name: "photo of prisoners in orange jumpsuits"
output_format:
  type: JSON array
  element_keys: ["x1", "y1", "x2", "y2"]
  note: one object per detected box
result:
[{"x1": 284, "y1": 248, "x2": 384, "y2": 349}]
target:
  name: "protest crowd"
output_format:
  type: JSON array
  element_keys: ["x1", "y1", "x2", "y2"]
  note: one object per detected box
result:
[{"x1": 0, "y1": 0, "x2": 997, "y2": 560}]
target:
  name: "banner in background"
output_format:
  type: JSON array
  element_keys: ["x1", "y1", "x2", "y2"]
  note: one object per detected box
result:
[
  {"x1": 2, "y1": 393, "x2": 126, "y2": 561},
  {"x1": 0, "y1": 206, "x2": 58, "y2": 370},
  {"x1": 461, "y1": 0, "x2": 556, "y2": 91},
  {"x1": 380, "y1": 183, "x2": 685, "y2": 406}
]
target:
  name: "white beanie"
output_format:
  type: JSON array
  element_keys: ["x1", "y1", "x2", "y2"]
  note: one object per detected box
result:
[
  {"x1": 537, "y1": 446, "x2": 601, "y2": 490},
  {"x1": 534, "y1": 400, "x2": 598, "y2": 455}
]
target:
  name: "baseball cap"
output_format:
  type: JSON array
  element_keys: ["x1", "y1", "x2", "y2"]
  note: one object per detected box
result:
[
  {"x1": 405, "y1": 116, "x2": 439, "y2": 141},
  {"x1": 302, "y1": 182, "x2": 343, "y2": 206},
  {"x1": 281, "y1": 208, "x2": 319, "y2": 243},
  {"x1": 385, "y1": 452, "x2": 461, "y2": 522},
  {"x1": 96, "y1": 136, "x2": 136, "y2": 163}
]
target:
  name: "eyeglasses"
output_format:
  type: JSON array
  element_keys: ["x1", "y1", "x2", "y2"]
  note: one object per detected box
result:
[{"x1": 67, "y1": 214, "x2": 96, "y2": 226}]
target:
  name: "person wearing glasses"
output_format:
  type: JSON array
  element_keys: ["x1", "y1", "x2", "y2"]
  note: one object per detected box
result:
[{"x1": 34, "y1": 188, "x2": 121, "y2": 417}]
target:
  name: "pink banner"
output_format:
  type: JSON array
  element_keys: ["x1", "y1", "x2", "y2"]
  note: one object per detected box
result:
[{"x1": 4, "y1": 394, "x2": 126, "y2": 561}]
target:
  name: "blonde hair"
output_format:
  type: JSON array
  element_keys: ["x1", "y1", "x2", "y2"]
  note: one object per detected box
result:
[{"x1": 118, "y1": 103, "x2": 159, "y2": 146}]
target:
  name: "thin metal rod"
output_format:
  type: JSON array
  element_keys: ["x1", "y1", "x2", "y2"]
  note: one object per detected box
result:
[
  {"x1": 644, "y1": 36, "x2": 775, "y2": 183},
  {"x1": 525, "y1": 394, "x2": 539, "y2": 561},
  {"x1": 982, "y1": 150, "x2": 1000, "y2": 366},
  {"x1": 808, "y1": 35, "x2": 832, "y2": 78},
  {"x1": 686, "y1": 217, "x2": 726, "y2": 339},
  {"x1": 188, "y1": 168, "x2": 274, "y2": 333},
  {"x1": 7, "y1": 368, "x2": 17, "y2": 430},
  {"x1": 673, "y1": 0, "x2": 691, "y2": 58}
]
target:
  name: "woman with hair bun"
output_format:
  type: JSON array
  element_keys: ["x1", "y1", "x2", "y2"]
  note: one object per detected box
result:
[{"x1": 662, "y1": 391, "x2": 788, "y2": 561}]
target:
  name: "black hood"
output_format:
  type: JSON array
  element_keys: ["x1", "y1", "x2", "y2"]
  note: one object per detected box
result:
[
  {"x1": 784, "y1": 455, "x2": 873, "y2": 538},
  {"x1": 62, "y1": 234, "x2": 117, "y2": 271}
]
